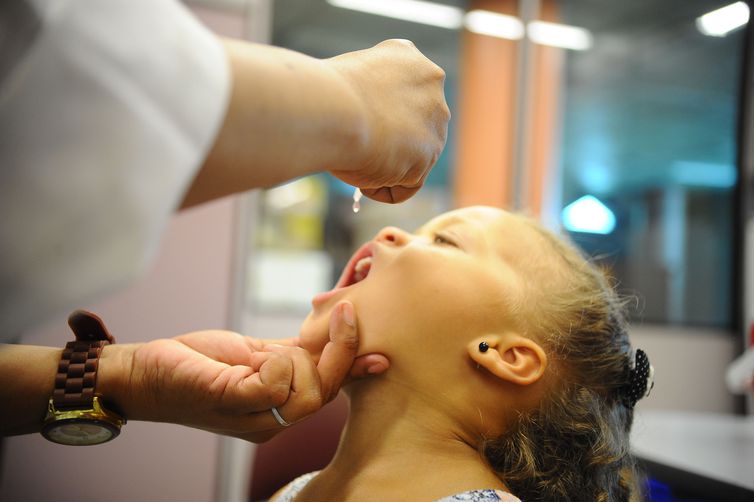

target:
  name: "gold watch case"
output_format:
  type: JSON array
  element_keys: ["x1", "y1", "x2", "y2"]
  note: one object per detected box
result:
[{"x1": 41, "y1": 396, "x2": 125, "y2": 446}]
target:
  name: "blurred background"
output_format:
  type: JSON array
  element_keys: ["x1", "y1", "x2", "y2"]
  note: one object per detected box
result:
[
  {"x1": 2, "y1": 1, "x2": 751, "y2": 501},
  {"x1": 250, "y1": 0, "x2": 744, "y2": 327}
]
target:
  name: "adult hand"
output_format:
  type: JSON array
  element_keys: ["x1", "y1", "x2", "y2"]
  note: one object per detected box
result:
[
  {"x1": 99, "y1": 302, "x2": 383, "y2": 442},
  {"x1": 325, "y1": 39, "x2": 450, "y2": 203}
]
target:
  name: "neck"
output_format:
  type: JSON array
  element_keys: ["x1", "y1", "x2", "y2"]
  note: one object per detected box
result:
[{"x1": 302, "y1": 377, "x2": 508, "y2": 501}]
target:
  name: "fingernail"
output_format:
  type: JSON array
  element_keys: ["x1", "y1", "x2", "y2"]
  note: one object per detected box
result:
[{"x1": 341, "y1": 302, "x2": 355, "y2": 327}]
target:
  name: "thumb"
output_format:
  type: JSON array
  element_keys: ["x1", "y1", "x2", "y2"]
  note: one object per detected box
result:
[
  {"x1": 317, "y1": 301, "x2": 359, "y2": 402},
  {"x1": 350, "y1": 353, "x2": 390, "y2": 378}
]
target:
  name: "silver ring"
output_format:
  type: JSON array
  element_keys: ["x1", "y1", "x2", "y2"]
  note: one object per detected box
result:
[{"x1": 270, "y1": 406, "x2": 291, "y2": 427}]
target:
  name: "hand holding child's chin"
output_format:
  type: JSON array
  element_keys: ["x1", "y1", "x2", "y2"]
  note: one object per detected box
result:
[{"x1": 299, "y1": 302, "x2": 390, "y2": 380}]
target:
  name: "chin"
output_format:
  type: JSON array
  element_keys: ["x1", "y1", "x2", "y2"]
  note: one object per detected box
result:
[
  {"x1": 298, "y1": 310, "x2": 330, "y2": 357},
  {"x1": 300, "y1": 297, "x2": 392, "y2": 361}
]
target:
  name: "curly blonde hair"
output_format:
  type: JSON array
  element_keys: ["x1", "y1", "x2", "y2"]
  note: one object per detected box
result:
[{"x1": 483, "y1": 220, "x2": 643, "y2": 502}]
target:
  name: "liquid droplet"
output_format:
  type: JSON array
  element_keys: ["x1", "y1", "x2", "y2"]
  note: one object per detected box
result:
[{"x1": 352, "y1": 188, "x2": 362, "y2": 214}]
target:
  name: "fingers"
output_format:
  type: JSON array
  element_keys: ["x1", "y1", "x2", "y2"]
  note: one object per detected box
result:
[
  {"x1": 257, "y1": 336, "x2": 301, "y2": 348},
  {"x1": 317, "y1": 301, "x2": 359, "y2": 402},
  {"x1": 349, "y1": 353, "x2": 390, "y2": 379},
  {"x1": 360, "y1": 157, "x2": 432, "y2": 204},
  {"x1": 265, "y1": 343, "x2": 323, "y2": 424},
  {"x1": 262, "y1": 301, "x2": 358, "y2": 426},
  {"x1": 251, "y1": 351, "x2": 294, "y2": 407},
  {"x1": 175, "y1": 329, "x2": 259, "y2": 366},
  {"x1": 361, "y1": 185, "x2": 421, "y2": 204},
  {"x1": 216, "y1": 351, "x2": 293, "y2": 413},
  {"x1": 184, "y1": 303, "x2": 384, "y2": 440}
]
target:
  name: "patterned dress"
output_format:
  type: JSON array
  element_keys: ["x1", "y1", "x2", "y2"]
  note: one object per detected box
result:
[{"x1": 274, "y1": 472, "x2": 522, "y2": 502}]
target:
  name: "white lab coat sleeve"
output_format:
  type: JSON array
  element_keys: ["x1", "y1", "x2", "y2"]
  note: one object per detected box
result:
[{"x1": 0, "y1": 0, "x2": 231, "y2": 339}]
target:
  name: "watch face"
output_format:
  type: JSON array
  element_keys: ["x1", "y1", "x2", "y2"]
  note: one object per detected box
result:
[{"x1": 42, "y1": 419, "x2": 119, "y2": 446}]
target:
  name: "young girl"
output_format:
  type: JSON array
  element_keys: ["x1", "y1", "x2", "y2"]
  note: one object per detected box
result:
[{"x1": 273, "y1": 205, "x2": 653, "y2": 502}]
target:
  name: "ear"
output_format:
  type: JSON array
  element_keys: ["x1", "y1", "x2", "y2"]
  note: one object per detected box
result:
[{"x1": 468, "y1": 334, "x2": 548, "y2": 386}]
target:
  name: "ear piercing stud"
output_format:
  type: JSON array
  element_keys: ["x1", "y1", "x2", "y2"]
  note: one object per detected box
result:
[{"x1": 479, "y1": 342, "x2": 489, "y2": 353}]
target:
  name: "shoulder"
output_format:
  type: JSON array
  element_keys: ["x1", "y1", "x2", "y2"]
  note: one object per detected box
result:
[
  {"x1": 437, "y1": 489, "x2": 522, "y2": 502},
  {"x1": 269, "y1": 471, "x2": 319, "y2": 502}
]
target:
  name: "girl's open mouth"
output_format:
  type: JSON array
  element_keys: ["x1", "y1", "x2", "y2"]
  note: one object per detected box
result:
[{"x1": 312, "y1": 242, "x2": 374, "y2": 305}]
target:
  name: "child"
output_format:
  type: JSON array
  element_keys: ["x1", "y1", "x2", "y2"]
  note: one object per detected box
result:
[{"x1": 274, "y1": 206, "x2": 653, "y2": 502}]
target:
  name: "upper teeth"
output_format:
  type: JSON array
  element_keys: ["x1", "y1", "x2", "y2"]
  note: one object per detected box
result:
[{"x1": 353, "y1": 256, "x2": 373, "y2": 283}]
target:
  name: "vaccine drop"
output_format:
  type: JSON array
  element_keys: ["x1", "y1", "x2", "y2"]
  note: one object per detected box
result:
[{"x1": 352, "y1": 188, "x2": 362, "y2": 213}]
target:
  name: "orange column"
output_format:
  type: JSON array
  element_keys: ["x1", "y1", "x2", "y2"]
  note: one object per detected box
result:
[
  {"x1": 453, "y1": 0, "x2": 519, "y2": 209},
  {"x1": 453, "y1": 0, "x2": 562, "y2": 216},
  {"x1": 526, "y1": 0, "x2": 563, "y2": 216}
]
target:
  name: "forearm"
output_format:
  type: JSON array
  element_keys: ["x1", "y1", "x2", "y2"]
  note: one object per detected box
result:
[
  {"x1": 0, "y1": 343, "x2": 136, "y2": 436},
  {"x1": 180, "y1": 38, "x2": 366, "y2": 209},
  {"x1": 0, "y1": 344, "x2": 60, "y2": 435}
]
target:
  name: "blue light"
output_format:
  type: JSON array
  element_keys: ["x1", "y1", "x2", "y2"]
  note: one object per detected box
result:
[
  {"x1": 561, "y1": 195, "x2": 616, "y2": 234},
  {"x1": 671, "y1": 161, "x2": 737, "y2": 188}
]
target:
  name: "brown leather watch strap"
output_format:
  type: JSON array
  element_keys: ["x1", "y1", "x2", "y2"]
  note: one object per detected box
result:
[{"x1": 52, "y1": 310, "x2": 116, "y2": 410}]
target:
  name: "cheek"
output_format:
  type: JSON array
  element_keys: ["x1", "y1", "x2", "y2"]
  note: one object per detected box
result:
[
  {"x1": 353, "y1": 272, "x2": 470, "y2": 352},
  {"x1": 362, "y1": 255, "x2": 514, "y2": 346},
  {"x1": 298, "y1": 284, "x2": 386, "y2": 357},
  {"x1": 298, "y1": 281, "x2": 410, "y2": 358},
  {"x1": 298, "y1": 253, "x2": 513, "y2": 358}
]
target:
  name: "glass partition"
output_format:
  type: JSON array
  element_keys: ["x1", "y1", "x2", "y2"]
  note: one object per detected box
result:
[{"x1": 554, "y1": 0, "x2": 746, "y2": 327}]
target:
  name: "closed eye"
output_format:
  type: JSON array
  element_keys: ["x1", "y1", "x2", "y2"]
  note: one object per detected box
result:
[{"x1": 433, "y1": 232, "x2": 458, "y2": 247}]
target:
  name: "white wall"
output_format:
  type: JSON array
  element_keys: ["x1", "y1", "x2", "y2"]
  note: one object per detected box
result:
[
  {"x1": 0, "y1": 198, "x2": 238, "y2": 502},
  {"x1": 630, "y1": 325, "x2": 739, "y2": 413}
]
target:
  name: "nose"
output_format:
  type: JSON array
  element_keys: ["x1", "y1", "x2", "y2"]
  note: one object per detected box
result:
[{"x1": 375, "y1": 226, "x2": 411, "y2": 247}]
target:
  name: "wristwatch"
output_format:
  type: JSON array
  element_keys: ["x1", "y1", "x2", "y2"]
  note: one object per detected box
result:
[{"x1": 41, "y1": 310, "x2": 126, "y2": 445}]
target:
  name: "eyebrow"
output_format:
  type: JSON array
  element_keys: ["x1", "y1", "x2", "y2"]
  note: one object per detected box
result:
[{"x1": 417, "y1": 214, "x2": 469, "y2": 234}]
